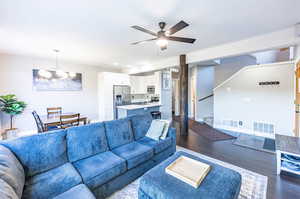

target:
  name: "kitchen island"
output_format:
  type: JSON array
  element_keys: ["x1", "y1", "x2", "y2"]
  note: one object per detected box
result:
[{"x1": 116, "y1": 103, "x2": 161, "y2": 119}]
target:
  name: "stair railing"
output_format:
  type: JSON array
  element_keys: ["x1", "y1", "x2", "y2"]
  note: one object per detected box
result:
[{"x1": 198, "y1": 94, "x2": 214, "y2": 102}]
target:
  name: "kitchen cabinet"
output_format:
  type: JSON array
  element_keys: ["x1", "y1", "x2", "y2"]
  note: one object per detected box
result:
[
  {"x1": 130, "y1": 72, "x2": 161, "y2": 94},
  {"x1": 130, "y1": 76, "x2": 144, "y2": 94}
]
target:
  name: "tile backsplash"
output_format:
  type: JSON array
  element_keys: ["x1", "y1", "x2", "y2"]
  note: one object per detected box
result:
[{"x1": 131, "y1": 94, "x2": 159, "y2": 103}]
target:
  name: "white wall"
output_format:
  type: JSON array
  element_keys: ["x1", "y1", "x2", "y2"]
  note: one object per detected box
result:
[
  {"x1": 191, "y1": 56, "x2": 256, "y2": 122},
  {"x1": 214, "y1": 62, "x2": 295, "y2": 136},
  {"x1": 98, "y1": 72, "x2": 130, "y2": 121},
  {"x1": 195, "y1": 66, "x2": 215, "y2": 121},
  {"x1": 215, "y1": 55, "x2": 257, "y2": 87},
  {"x1": 0, "y1": 53, "x2": 119, "y2": 132}
]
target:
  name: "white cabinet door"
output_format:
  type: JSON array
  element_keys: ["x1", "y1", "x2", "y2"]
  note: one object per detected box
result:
[
  {"x1": 131, "y1": 76, "x2": 145, "y2": 94},
  {"x1": 130, "y1": 76, "x2": 137, "y2": 94},
  {"x1": 141, "y1": 77, "x2": 148, "y2": 93}
]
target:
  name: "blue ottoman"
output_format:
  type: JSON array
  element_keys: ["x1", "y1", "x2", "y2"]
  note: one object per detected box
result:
[{"x1": 138, "y1": 151, "x2": 241, "y2": 199}]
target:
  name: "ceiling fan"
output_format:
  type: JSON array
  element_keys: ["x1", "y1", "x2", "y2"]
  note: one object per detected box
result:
[{"x1": 131, "y1": 20, "x2": 196, "y2": 50}]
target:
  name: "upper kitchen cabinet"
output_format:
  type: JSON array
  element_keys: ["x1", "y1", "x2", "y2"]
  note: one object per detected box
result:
[
  {"x1": 130, "y1": 75, "x2": 143, "y2": 94},
  {"x1": 130, "y1": 72, "x2": 161, "y2": 94}
]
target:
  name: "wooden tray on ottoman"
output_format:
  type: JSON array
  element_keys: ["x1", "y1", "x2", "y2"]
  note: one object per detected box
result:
[{"x1": 165, "y1": 156, "x2": 211, "y2": 188}]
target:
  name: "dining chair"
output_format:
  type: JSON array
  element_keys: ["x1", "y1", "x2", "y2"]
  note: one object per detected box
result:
[
  {"x1": 47, "y1": 107, "x2": 62, "y2": 117},
  {"x1": 59, "y1": 113, "x2": 80, "y2": 129},
  {"x1": 32, "y1": 111, "x2": 60, "y2": 133},
  {"x1": 32, "y1": 111, "x2": 46, "y2": 133}
]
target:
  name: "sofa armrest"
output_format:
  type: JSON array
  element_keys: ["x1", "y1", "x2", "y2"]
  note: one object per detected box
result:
[
  {"x1": 0, "y1": 145, "x2": 25, "y2": 198},
  {"x1": 167, "y1": 127, "x2": 176, "y2": 141}
]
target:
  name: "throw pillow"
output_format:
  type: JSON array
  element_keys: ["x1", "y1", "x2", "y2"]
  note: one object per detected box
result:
[
  {"x1": 145, "y1": 120, "x2": 166, "y2": 140},
  {"x1": 160, "y1": 120, "x2": 171, "y2": 140}
]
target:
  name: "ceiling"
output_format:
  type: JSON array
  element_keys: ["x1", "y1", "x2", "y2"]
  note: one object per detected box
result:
[{"x1": 0, "y1": 0, "x2": 300, "y2": 70}]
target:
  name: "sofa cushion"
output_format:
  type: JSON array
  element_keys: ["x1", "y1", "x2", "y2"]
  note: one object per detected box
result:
[
  {"x1": 73, "y1": 151, "x2": 126, "y2": 189},
  {"x1": 112, "y1": 142, "x2": 153, "y2": 169},
  {"x1": 0, "y1": 178, "x2": 18, "y2": 199},
  {"x1": 137, "y1": 137, "x2": 172, "y2": 154},
  {"x1": 22, "y1": 163, "x2": 82, "y2": 199},
  {"x1": 152, "y1": 146, "x2": 175, "y2": 163},
  {"x1": 67, "y1": 122, "x2": 108, "y2": 162},
  {"x1": 53, "y1": 184, "x2": 96, "y2": 199},
  {"x1": 130, "y1": 113, "x2": 153, "y2": 140},
  {"x1": 1, "y1": 129, "x2": 67, "y2": 177},
  {"x1": 92, "y1": 159, "x2": 156, "y2": 198},
  {"x1": 104, "y1": 118, "x2": 134, "y2": 150},
  {"x1": 0, "y1": 145, "x2": 25, "y2": 198}
]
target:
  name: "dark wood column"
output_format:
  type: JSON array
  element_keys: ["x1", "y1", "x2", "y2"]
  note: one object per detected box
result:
[{"x1": 179, "y1": 54, "x2": 188, "y2": 136}]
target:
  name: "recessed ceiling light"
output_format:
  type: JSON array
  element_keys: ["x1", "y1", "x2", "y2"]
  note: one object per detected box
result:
[
  {"x1": 126, "y1": 65, "x2": 132, "y2": 68},
  {"x1": 113, "y1": 62, "x2": 119, "y2": 66}
]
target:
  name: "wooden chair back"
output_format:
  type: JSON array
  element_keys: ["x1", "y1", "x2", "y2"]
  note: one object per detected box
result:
[
  {"x1": 47, "y1": 107, "x2": 62, "y2": 117},
  {"x1": 32, "y1": 111, "x2": 45, "y2": 133},
  {"x1": 60, "y1": 113, "x2": 80, "y2": 129}
]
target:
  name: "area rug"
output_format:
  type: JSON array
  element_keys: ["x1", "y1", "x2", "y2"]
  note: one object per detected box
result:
[
  {"x1": 233, "y1": 134, "x2": 275, "y2": 154},
  {"x1": 173, "y1": 116, "x2": 235, "y2": 141},
  {"x1": 108, "y1": 146, "x2": 268, "y2": 199}
]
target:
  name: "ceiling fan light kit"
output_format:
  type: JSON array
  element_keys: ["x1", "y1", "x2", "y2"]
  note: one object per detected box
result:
[
  {"x1": 156, "y1": 38, "x2": 168, "y2": 48},
  {"x1": 131, "y1": 20, "x2": 196, "y2": 50}
]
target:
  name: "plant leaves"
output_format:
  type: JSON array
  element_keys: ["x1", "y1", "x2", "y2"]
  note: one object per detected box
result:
[{"x1": 0, "y1": 94, "x2": 26, "y2": 115}]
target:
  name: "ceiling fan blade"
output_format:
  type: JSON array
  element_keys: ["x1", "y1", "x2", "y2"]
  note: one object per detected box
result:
[
  {"x1": 168, "y1": 21, "x2": 189, "y2": 35},
  {"x1": 131, "y1": 26, "x2": 157, "y2": 36},
  {"x1": 131, "y1": 38, "x2": 157, "y2": 45},
  {"x1": 167, "y1": 36, "x2": 196, "y2": 43}
]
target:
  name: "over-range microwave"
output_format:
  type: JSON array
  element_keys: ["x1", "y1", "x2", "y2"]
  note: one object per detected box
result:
[{"x1": 147, "y1": 86, "x2": 155, "y2": 94}]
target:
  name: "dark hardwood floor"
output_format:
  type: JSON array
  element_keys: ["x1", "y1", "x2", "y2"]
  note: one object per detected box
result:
[{"x1": 172, "y1": 122, "x2": 300, "y2": 199}]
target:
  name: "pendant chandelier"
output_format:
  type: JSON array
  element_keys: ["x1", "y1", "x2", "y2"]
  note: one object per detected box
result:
[{"x1": 38, "y1": 49, "x2": 76, "y2": 79}]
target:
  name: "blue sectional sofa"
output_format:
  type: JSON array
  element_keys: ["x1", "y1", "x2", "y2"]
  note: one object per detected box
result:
[{"x1": 0, "y1": 113, "x2": 176, "y2": 199}]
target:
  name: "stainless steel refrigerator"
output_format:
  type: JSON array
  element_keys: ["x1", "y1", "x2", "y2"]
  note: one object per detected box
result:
[{"x1": 113, "y1": 85, "x2": 131, "y2": 119}]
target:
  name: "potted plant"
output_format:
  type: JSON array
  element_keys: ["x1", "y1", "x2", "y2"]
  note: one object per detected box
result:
[{"x1": 0, "y1": 94, "x2": 26, "y2": 139}]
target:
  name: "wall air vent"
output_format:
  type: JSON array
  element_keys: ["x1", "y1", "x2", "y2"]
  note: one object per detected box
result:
[
  {"x1": 253, "y1": 122, "x2": 274, "y2": 134},
  {"x1": 258, "y1": 81, "x2": 280, "y2": 86}
]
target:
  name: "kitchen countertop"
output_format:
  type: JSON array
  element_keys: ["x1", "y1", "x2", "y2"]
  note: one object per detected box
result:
[{"x1": 117, "y1": 103, "x2": 161, "y2": 110}]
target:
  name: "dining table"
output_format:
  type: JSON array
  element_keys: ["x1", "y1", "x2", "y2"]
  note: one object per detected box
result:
[{"x1": 40, "y1": 112, "x2": 88, "y2": 129}]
